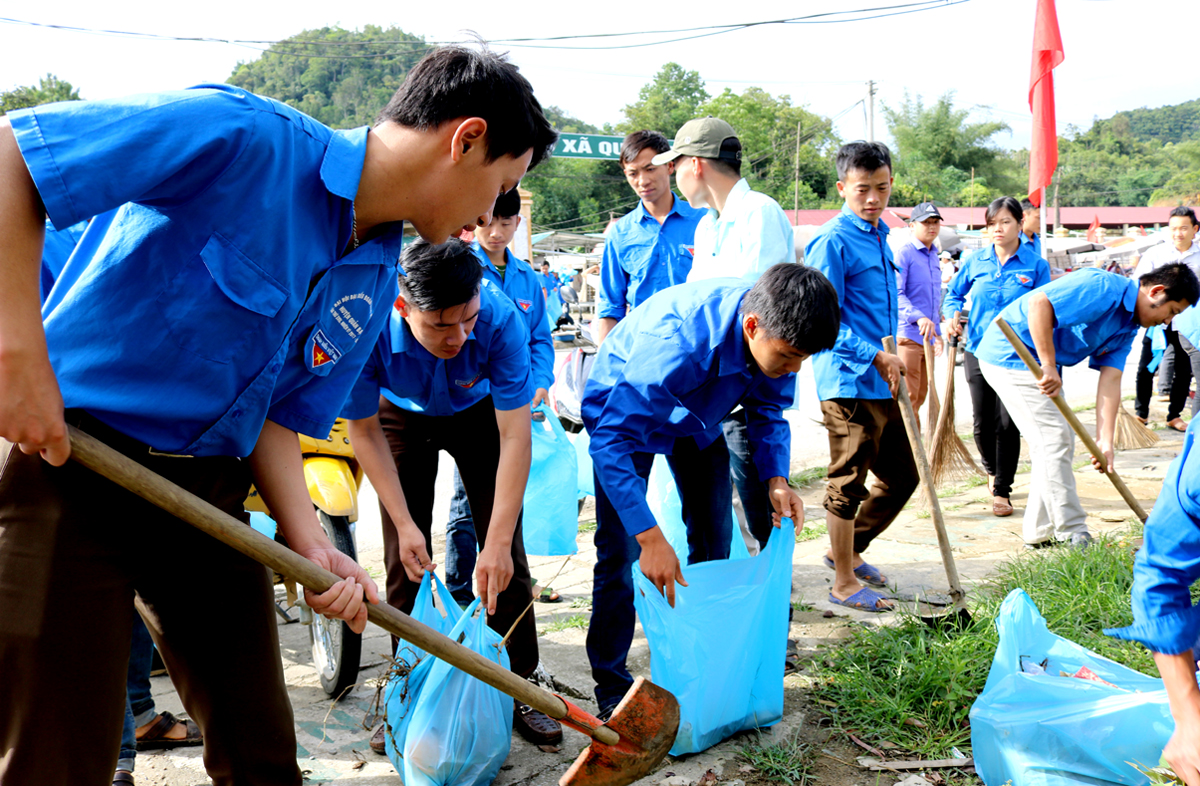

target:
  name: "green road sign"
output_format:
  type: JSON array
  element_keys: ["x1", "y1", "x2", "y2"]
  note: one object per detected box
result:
[{"x1": 552, "y1": 132, "x2": 626, "y2": 160}]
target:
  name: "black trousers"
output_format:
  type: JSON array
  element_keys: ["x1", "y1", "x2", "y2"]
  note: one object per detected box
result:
[
  {"x1": 1179, "y1": 335, "x2": 1200, "y2": 417},
  {"x1": 963, "y1": 351, "x2": 1021, "y2": 498},
  {"x1": 1136, "y1": 327, "x2": 1192, "y2": 421},
  {"x1": 376, "y1": 395, "x2": 538, "y2": 678}
]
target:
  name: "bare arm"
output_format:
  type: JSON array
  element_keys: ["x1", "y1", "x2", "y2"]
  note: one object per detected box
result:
[
  {"x1": 475, "y1": 404, "x2": 532, "y2": 614},
  {"x1": 345, "y1": 415, "x2": 434, "y2": 582},
  {"x1": 1027, "y1": 293, "x2": 1061, "y2": 396},
  {"x1": 0, "y1": 119, "x2": 69, "y2": 465},
  {"x1": 248, "y1": 420, "x2": 379, "y2": 632},
  {"x1": 1156, "y1": 650, "x2": 1200, "y2": 786},
  {"x1": 596, "y1": 317, "x2": 619, "y2": 345},
  {"x1": 1092, "y1": 366, "x2": 1122, "y2": 473}
]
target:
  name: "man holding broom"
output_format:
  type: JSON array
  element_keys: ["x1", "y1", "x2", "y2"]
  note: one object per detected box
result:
[{"x1": 974, "y1": 264, "x2": 1198, "y2": 549}]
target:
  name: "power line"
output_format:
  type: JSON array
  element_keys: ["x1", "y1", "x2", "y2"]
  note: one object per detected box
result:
[{"x1": 533, "y1": 197, "x2": 643, "y2": 230}]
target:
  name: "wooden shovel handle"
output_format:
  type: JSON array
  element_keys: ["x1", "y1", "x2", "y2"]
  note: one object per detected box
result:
[
  {"x1": 992, "y1": 318, "x2": 1148, "y2": 522},
  {"x1": 65, "y1": 425, "x2": 620, "y2": 745}
]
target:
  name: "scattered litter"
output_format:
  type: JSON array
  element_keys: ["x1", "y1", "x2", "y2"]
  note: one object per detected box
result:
[
  {"x1": 849, "y1": 733, "x2": 886, "y2": 757},
  {"x1": 858, "y1": 757, "x2": 974, "y2": 771},
  {"x1": 738, "y1": 764, "x2": 755, "y2": 773},
  {"x1": 822, "y1": 609, "x2": 836, "y2": 618},
  {"x1": 351, "y1": 760, "x2": 366, "y2": 771},
  {"x1": 902, "y1": 717, "x2": 927, "y2": 728},
  {"x1": 950, "y1": 747, "x2": 965, "y2": 760},
  {"x1": 1066, "y1": 665, "x2": 1120, "y2": 688},
  {"x1": 537, "y1": 744, "x2": 561, "y2": 754},
  {"x1": 892, "y1": 775, "x2": 930, "y2": 786},
  {"x1": 697, "y1": 769, "x2": 719, "y2": 784}
]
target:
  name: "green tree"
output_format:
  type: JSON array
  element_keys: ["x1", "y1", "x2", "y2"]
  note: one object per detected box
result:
[
  {"x1": 882, "y1": 91, "x2": 1015, "y2": 205},
  {"x1": 0, "y1": 74, "x2": 81, "y2": 115},
  {"x1": 698, "y1": 87, "x2": 839, "y2": 208},
  {"x1": 621, "y1": 63, "x2": 709, "y2": 137},
  {"x1": 226, "y1": 26, "x2": 430, "y2": 129}
]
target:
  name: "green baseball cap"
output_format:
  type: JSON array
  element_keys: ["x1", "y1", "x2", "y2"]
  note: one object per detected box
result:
[{"x1": 651, "y1": 117, "x2": 742, "y2": 165}]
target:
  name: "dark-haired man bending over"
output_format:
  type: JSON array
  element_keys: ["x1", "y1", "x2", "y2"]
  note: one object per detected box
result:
[{"x1": 582, "y1": 264, "x2": 840, "y2": 719}]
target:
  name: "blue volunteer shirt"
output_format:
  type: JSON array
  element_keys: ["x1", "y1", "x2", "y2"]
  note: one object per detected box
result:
[
  {"x1": 597, "y1": 195, "x2": 705, "y2": 321},
  {"x1": 941, "y1": 242, "x2": 1051, "y2": 354},
  {"x1": 471, "y1": 242, "x2": 554, "y2": 391},
  {"x1": 12, "y1": 85, "x2": 401, "y2": 457},
  {"x1": 974, "y1": 268, "x2": 1140, "y2": 371},
  {"x1": 342, "y1": 279, "x2": 533, "y2": 419},
  {"x1": 582, "y1": 278, "x2": 794, "y2": 537},
  {"x1": 40, "y1": 217, "x2": 88, "y2": 304},
  {"x1": 1107, "y1": 423, "x2": 1200, "y2": 654},
  {"x1": 1022, "y1": 230, "x2": 1043, "y2": 258},
  {"x1": 805, "y1": 204, "x2": 897, "y2": 400}
]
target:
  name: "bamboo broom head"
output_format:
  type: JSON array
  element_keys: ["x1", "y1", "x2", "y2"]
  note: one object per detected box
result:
[{"x1": 1114, "y1": 403, "x2": 1159, "y2": 450}]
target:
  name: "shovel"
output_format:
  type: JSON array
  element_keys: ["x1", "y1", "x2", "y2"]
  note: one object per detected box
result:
[
  {"x1": 882, "y1": 337, "x2": 972, "y2": 628},
  {"x1": 66, "y1": 426, "x2": 678, "y2": 786},
  {"x1": 993, "y1": 317, "x2": 1149, "y2": 523}
]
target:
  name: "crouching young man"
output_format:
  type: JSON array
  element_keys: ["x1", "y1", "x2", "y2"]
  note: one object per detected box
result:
[
  {"x1": 343, "y1": 238, "x2": 563, "y2": 749},
  {"x1": 582, "y1": 264, "x2": 840, "y2": 720}
]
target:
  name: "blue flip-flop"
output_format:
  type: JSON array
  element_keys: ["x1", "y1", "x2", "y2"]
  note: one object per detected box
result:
[
  {"x1": 828, "y1": 586, "x2": 893, "y2": 613},
  {"x1": 821, "y1": 555, "x2": 888, "y2": 588}
]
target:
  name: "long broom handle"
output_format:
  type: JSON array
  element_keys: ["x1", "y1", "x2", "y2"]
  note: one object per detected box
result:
[
  {"x1": 882, "y1": 337, "x2": 967, "y2": 610},
  {"x1": 930, "y1": 335, "x2": 958, "y2": 449},
  {"x1": 65, "y1": 426, "x2": 621, "y2": 745},
  {"x1": 993, "y1": 318, "x2": 1148, "y2": 522}
]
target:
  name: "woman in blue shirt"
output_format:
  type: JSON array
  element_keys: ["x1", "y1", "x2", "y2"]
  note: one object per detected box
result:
[{"x1": 943, "y1": 197, "x2": 1050, "y2": 517}]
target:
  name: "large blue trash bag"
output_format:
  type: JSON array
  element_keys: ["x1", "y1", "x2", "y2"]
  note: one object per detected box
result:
[
  {"x1": 633, "y1": 518, "x2": 794, "y2": 755},
  {"x1": 382, "y1": 573, "x2": 463, "y2": 766},
  {"x1": 546, "y1": 289, "x2": 563, "y2": 332},
  {"x1": 646, "y1": 454, "x2": 749, "y2": 563},
  {"x1": 569, "y1": 429, "x2": 595, "y2": 499},
  {"x1": 522, "y1": 403, "x2": 579, "y2": 556},
  {"x1": 401, "y1": 598, "x2": 514, "y2": 786},
  {"x1": 970, "y1": 589, "x2": 1176, "y2": 786}
]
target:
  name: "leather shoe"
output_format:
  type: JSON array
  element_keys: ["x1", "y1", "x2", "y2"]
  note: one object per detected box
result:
[
  {"x1": 514, "y1": 700, "x2": 563, "y2": 745},
  {"x1": 369, "y1": 723, "x2": 387, "y2": 755}
]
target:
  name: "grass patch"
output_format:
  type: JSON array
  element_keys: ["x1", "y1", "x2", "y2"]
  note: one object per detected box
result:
[
  {"x1": 807, "y1": 526, "x2": 1148, "y2": 759},
  {"x1": 577, "y1": 519, "x2": 597, "y2": 533},
  {"x1": 796, "y1": 522, "x2": 827, "y2": 543},
  {"x1": 738, "y1": 730, "x2": 813, "y2": 785},
  {"x1": 1071, "y1": 400, "x2": 1097, "y2": 413},
  {"x1": 541, "y1": 613, "x2": 589, "y2": 633},
  {"x1": 792, "y1": 599, "x2": 817, "y2": 612},
  {"x1": 569, "y1": 596, "x2": 592, "y2": 609},
  {"x1": 791, "y1": 466, "x2": 829, "y2": 489}
]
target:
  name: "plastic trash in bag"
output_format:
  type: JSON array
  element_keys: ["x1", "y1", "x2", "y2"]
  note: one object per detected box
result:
[
  {"x1": 382, "y1": 573, "x2": 462, "y2": 764},
  {"x1": 401, "y1": 598, "x2": 514, "y2": 786},
  {"x1": 522, "y1": 403, "x2": 578, "y2": 556},
  {"x1": 646, "y1": 454, "x2": 750, "y2": 563},
  {"x1": 569, "y1": 429, "x2": 595, "y2": 499},
  {"x1": 633, "y1": 518, "x2": 794, "y2": 755},
  {"x1": 970, "y1": 588, "x2": 1176, "y2": 786}
]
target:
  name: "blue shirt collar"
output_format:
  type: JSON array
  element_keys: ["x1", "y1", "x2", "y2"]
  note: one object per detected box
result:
[
  {"x1": 634, "y1": 192, "x2": 687, "y2": 224},
  {"x1": 470, "y1": 241, "x2": 529, "y2": 276},
  {"x1": 839, "y1": 203, "x2": 889, "y2": 237},
  {"x1": 319, "y1": 128, "x2": 368, "y2": 201}
]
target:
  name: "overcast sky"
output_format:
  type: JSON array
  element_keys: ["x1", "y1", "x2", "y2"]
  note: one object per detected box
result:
[{"x1": 1, "y1": 0, "x2": 1190, "y2": 151}]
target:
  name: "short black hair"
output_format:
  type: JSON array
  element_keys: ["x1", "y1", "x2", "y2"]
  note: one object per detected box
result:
[
  {"x1": 378, "y1": 44, "x2": 557, "y2": 170},
  {"x1": 740, "y1": 264, "x2": 840, "y2": 356},
  {"x1": 1020, "y1": 198, "x2": 1037, "y2": 215},
  {"x1": 540, "y1": 261, "x2": 549, "y2": 269},
  {"x1": 620, "y1": 130, "x2": 671, "y2": 165},
  {"x1": 493, "y1": 188, "x2": 520, "y2": 219},
  {"x1": 836, "y1": 141, "x2": 892, "y2": 181},
  {"x1": 1140, "y1": 262, "x2": 1200, "y2": 306},
  {"x1": 398, "y1": 238, "x2": 483, "y2": 312},
  {"x1": 985, "y1": 196, "x2": 1024, "y2": 227},
  {"x1": 1170, "y1": 206, "x2": 1199, "y2": 227}
]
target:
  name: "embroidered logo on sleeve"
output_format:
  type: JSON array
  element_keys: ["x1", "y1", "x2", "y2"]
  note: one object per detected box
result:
[
  {"x1": 517, "y1": 298, "x2": 533, "y2": 312},
  {"x1": 455, "y1": 372, "x2": 483, "y2": 388},
  {"x1": 311, "y1": 329, "x2": 343, "y2": 368}
]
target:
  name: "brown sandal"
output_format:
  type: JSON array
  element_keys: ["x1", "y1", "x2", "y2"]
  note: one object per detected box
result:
[
  {"x1": 135, "y1": 711, "x2": 202, "y2": 750},
  {"x1": 993, "y1": 497, "x2": 1014, "y2": 517}
]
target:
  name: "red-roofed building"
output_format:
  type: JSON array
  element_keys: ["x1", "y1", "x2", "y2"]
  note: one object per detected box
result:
[{"x1": 782, "y1": 206, "x2": 1188, "y2": 231}]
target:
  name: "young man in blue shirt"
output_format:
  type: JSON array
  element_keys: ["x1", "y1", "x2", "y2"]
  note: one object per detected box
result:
[
  {"x1": 443, "y1": 188, "x2": 555, "y2": 607},
  {"x1": 583, "y1": 263, "x2": 838, "y2": 719},
  {"x1": 596, "y1": 130, "x2": 705, "y2": 344},
  {"x1": 343, "y1": 238, "x2": 562, "y2": 747},
  {"x1": 975, "y1": 264, "x2": 1197, "y2": 547},
  {"x1": 805, "y1": 141, "x2": 918, "y2": 613},
  {"x1": 0, "y1": 45, "x2": 556, "y2": 786},
  {"x1": 1019, "y1": 198, "x2": 1043, "y2": 259}
]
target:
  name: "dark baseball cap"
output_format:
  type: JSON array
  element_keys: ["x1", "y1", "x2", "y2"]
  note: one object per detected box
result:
[
  {"x1": 910, "y1": 202, "x2": 943, "y2": 223},
  {"x1": 651, "y1": 117, "x2": 742, "y2": 165}
]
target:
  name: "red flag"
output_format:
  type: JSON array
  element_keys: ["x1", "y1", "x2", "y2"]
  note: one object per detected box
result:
[
  {"x1": 1028, "y1": 0, "x2": 1064, "y2": 207},
  {"x1": 1139, "y1": 225, "x2": 1147, "y2": 236},
  {"x1": 1086, "y1": 215, "x2": 1101, "y2": 243}
]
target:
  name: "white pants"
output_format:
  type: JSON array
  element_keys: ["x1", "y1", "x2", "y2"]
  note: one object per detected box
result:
[{"x1": 978, "y1": 361, "x2": 1089, "y2": 543}]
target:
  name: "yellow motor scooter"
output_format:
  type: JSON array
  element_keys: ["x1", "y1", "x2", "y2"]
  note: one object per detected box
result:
[{"x1": 245, "y1": 419, "x2": 363, "y2": 699}]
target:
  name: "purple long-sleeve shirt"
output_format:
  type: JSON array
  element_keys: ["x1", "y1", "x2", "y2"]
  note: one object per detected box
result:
[{"x1": 897, "y1": 237, "x2": 942, "y2": 343}]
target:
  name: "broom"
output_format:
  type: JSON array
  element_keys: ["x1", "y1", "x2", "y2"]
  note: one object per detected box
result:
[
  {"x1": 1114, "y1": 402, "x2": 1159, "y2": 450},
  {"x1": 928, "y1": 332, "x2": 983, "y2": 487},
  {"x1": 923, "y1": 337, "x2": 941, "y2": 446}
]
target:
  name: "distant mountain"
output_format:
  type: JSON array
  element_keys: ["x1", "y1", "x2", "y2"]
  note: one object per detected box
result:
[{"x1": 1109, "y1": 98, "x2": 1200, "y2": 145}]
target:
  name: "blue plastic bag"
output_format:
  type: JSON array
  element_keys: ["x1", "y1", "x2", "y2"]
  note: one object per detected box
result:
[
  {"x1": 646, "y1": 454, "x2": 749, "y2": 563},
  {"x1": 546, "y1": 289, "x2": 563, "y2": 332},
  {"x1": 569, "y1": 429, "x2": 595, "y2": 499},
  {"x1": 970, "y1": 589, "x2": 1176, "y2": 786},
  {"x1": 401, "y1": 598, "x2": 513, "y2": 786},
  {"x1": 382, "y1": 573, "x2": 463, "y2": 765},
  {"x1": 522, "y1": 403, "x2": 579, "y2": 556},
  {"x1": 633, "y1": 519, "x2": 794, "y2": 755}
]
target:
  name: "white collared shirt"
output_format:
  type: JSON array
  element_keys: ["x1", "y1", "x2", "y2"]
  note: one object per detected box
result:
[
  {"x1": 1133, "y1": 239, "x2": 1200, "y2": 280},
  {"x1": 686, "y1": 178, "x2": 796, "y2": 283}
]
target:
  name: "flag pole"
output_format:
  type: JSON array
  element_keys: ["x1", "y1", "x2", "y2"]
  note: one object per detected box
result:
[{"x1": 1039, "y1": 186, "x2": 1048, "y2": 260}]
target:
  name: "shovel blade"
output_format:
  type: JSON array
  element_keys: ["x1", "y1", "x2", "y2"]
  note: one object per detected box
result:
[{"x1": 559, "y1": 677, "x2": 679, "y2": 786}]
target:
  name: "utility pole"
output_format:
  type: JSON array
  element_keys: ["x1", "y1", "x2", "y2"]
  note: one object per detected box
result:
[
  {"x1": 794, "y1": 119, "x2": 803, "y2": 214},
  {"x1": 866, "y1": 80, "x2": 876, "y2": 142},
  {"x1": 1053, "y1": 169, "x2": 1061, "y2": 235}
]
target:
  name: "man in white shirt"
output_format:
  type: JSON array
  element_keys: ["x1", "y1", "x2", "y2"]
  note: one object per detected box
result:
[{"x1": 1133, "y1": 206, "x2": 1200, "y2": 431}]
